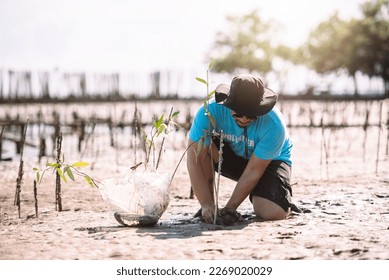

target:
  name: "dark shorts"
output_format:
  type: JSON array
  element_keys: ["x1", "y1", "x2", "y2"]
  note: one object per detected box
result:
[{"x1": 213, "y1": 138, "x2": 293, "y2": 212}]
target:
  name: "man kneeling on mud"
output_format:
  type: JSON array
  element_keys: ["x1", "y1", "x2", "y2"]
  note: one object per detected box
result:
[{"x1": 187, "y1": 74, "x2": 296, "y2": 225}]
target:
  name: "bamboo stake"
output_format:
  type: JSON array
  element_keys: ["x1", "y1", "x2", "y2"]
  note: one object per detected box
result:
[
  {"x1": 108, "y1": 117, "x2": 114, "y2": 147},
  {"x1": 0, "y1": 125, "x2": 4, "y2": 160},
  {"x1": 320, "y1": 116, "x2": 329, "y2": 179},
  {"x1": 52, "y1": 112, "x2": 60, "y2": 155},
  {"x1": 214, "y1": 130, "x2": 224, "y2": 225},
  {"x1": 34, "y1": 180, "x2": 38, "y2": 218},
  {"x1": 38, "y1": 109, "x2": 46, "y2": 163},
  {"x1": 77, "y1": 120, "x2": 85, "y2": 153},
  {"x1": 320, "y1": 116, "x2": 323, "y2": 178},
  {"x1": 362, "y1": 106, "x2": 370, "y2": 162},
  {"x1": 375, "y1": 100, "x2": 383, "y2": 174},
  {"x1": 55, "y1": 130, "x2": 63, "y2": 212},
  {"x1": 14, "y1": 121, "x2": 28, "y2": 218},
  {"x1": 132, "y1": 102, "x2": 139, "y2": 165},
  {"x1": 386, "y1": 110, "x2": 389, "y2": 155}
]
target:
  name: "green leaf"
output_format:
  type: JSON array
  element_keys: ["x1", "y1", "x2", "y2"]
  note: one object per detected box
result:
[
  {"x1": 46, "y1": 162, "x2": 59, "y2": 168},
  {"x1": 208, "y1": 60, "x2": 214, "y2": 70},
  {"x1": 209, "y1": 115, "x2": 217, "y2": 129},
  {"x1": 155, "y1": 114, "x2": 164, "y2": 129},
  {"x1": 56, "y1": 168, "x2": 67, "y2": 183},
  {"x1": 36, "y1": 171, "x2": 40, "y2": 183},
  {"x1": 84, "y1": 175, "x2": 94, "y2": 187},
  {"x1": 197, "y1": 137, "x2": 204, "y2": 156},
  {"x1": 72, "y1": 161, "x2": 89, "y2": 167},
  {"x1": 207, "y1": 90, "x2": 215, "y2": 99},
  {"x1": 195, "y1": 77, "x2": 208, "y2": 85},
  {"x1": 172, "y1": 111, "x2": 180, "y2": 118},
  {"x1": 33, "y1": 167, "x2": 40, "y2": 171},
  {"x1": 156, "y1": 123, "x2": 167, "y2": 136},
  {"x1": 65, "y1": 166, "x2": 75, "y2": 181},
  {"x1": 39, "y1": 170, "x2": 47, "y2": 184}
]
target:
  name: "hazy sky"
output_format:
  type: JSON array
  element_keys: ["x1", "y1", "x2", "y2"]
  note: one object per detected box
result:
[{"x1": 0, "y1": 0, "x2": 368, "y2": 73}]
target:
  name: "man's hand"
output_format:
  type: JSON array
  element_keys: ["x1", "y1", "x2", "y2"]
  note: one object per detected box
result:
[
  {"x1": 199, "y1": 206, "x2": 244, "y2": 225},
  {"x1": 201, "y1": 205, "x2": 217, "y2": 224},
  {"x1": 219, "y1": 207, "x2": 243, "y2": 226}
]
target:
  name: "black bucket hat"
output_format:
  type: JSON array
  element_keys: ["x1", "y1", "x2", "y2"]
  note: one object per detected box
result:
[{"x1": 215, "y1": 74, "x2": 278, "y2": 116}]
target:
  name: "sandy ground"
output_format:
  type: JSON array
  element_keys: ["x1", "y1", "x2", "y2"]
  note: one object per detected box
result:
[{"x1": 0, "y1": 126, "x2": 388, "y2": 260}]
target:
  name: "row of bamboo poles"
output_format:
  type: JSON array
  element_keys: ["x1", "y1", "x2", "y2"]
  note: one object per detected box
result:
[
  {"x1": 1, "y1": 99, "x2": 388, "y2": 220},
  {"x1": 1, "y1": 100, "x2": 388, "y2": 160},
  {"x1": 0, "y1": 69, "x2": 209, "y2": 100}
]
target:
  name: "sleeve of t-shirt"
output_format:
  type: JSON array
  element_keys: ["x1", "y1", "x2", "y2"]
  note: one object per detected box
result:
[
  {"x1": 188, "y1": 105, "x2": 212, "y2": 145},
  {"x1": 253, "y1": 122, "x2": 285, "y2": 160}
]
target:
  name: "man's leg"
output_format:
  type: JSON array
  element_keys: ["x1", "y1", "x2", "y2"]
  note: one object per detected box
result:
[
  {"x1": 212, "y1": 138, "x2": 294, "y2": 221},
  {"x1": 252, "y1": 196, "x2": 289, "y2": 221},
  {"x1": 250, "y1": 160, "x2": 293, "y2": 221}
]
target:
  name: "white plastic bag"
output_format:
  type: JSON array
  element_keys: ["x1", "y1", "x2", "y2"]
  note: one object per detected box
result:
[{"x1": 99, "y1": 168, "x2": 171, "y2": 221}]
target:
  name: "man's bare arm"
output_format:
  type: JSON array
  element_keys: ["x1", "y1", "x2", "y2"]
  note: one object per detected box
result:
[
  {"x1": 225, "y1": 155, "x2": 270, "y2": 210},
  {"x1": 186, "y1": 139, "x2": 216, "y2": 223}
]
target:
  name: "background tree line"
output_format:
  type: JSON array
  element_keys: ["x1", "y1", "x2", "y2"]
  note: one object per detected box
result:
[{"x1": 209, "y1": 0, "x2": 388, "y2": 98}]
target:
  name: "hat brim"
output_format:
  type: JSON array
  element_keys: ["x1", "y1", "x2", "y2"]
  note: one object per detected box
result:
[{"x1": 215, "y1": 83, "x2": 278, "y2": 116}]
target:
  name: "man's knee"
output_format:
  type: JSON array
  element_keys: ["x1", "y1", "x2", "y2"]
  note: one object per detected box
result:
[{"x1": 252, "y1": 196, "x2": 289, "y2": 221}]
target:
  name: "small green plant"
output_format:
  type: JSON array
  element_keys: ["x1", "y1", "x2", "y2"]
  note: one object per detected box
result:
[
  {"x1": 195, "y1": 60, "x2": 224, "y2": 224},
  {"x1": 195, "y1": 60, "x2": 217, "y2": 129},
  {"x1": 195, "y1": 61, "x2": 218, "y2": 157},
  {"x1": 143, "y1": 107, "x2": 180, "y2": 169},
  {"x1": 33, "y1": 155, "x2": 97, "y2": 188}
]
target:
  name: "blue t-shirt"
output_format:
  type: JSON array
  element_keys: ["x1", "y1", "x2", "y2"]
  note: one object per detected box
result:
[{"x1": 188, "y1": 99, "x2": 293, "y2": 165}]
